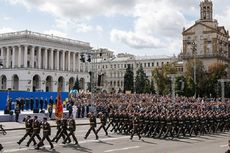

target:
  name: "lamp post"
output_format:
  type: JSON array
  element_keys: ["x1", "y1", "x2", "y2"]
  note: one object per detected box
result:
[
  {"x1": 167, "y1": 74, "x2": 182, "y2": 103},
  {"x1": 192, "y1": 41, "x2": 197, "y2": 98},
  {"x1": 218, "y1": 79, "x2": 230, "y2": 103}
]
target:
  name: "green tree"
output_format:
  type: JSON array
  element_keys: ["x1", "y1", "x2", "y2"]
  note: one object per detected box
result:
[
  {"x1": 152, "y1": 63, "x2": 177, "y2": 95},
  {"x1": 72, "y1": 76, "x2": 80, "y2": 91},
  {"x1": 135, "y1": 65, "x2": 148, "y2": 93},
  {"x1": 124, "y1": 64, "x2": 134, "y2": 93},
  {"x1": 205, "y1": 63, "x2": 227, "y2": 97},
  {"x1": 184, "y1": 59, "x2": 206, "y2": 97}
]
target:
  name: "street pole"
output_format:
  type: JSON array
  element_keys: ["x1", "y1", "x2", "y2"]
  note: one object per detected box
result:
[
  {"x1": 168, "y1": 74, "x2": 182, "y2": 103},
  {"x1": 218, "y1": 79, "x2": 230, "y2": 103},
  {"x1": 192, "y1": 41, "x2": 197, "y2": 98}
]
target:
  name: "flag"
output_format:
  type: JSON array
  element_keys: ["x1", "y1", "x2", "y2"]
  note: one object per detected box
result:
[{"x1": 55, "y1": 89, "x2": 63, "y2": 120}]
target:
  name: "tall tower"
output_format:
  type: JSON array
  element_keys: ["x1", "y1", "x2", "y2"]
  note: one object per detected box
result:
[{"x1": 200, "y1": 0, "x2": 213, "y2": 21}]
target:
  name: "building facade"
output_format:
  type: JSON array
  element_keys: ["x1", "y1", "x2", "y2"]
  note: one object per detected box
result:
[
  {"x1": 0, "y1": 30, "x2": 91, "y2": 92},
  {"x1": 182, "y1": 0, "x2": 230, "y2": 74},
  {"x1": 81, "y1": 48, "x2": 178, "y2": 93}
]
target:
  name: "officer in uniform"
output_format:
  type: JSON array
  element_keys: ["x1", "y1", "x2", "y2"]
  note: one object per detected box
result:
[
  {"x1": 64, "y1": 116, "x2": 78, "y2": 144},
  {"x1": 26, "y1": 116, "x2": 42, "y2": 147},
  {"x1": 84, "y1": 112, "x2": 98, "y2": 140},
  {"x1": 55, "y1": 117, "x2": 71, "y2": 144},
  {"x1": 51, "y1": 120, "x2": 65, "y2": 142},
  {"x1": 14, "y1": 104, "x2": 20, "y2": 122},
  {"x1": 17, "y1": 115, "x2": 36, "y2": 145},
  {"x1": 106, "y1": 111, "x2": 115, "y2": 131},
  {"x1": 96, "y1": 112, "x2": 108, "y2": 135},
  {"x1": 35, "y1": 117, "x2": 53, "y2": 150},
  {"x1": 130, "y1": 113, "x2": 141, "y2": 140}
]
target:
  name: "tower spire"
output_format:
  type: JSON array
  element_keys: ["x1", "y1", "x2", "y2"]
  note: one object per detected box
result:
[{"x1": 200, "y1": 0, "x2": 213, "y2": 21}]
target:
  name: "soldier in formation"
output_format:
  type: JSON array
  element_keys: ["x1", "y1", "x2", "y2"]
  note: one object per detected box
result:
[
  {"x1": 84, "y1": 112, "x2": 98, "y2": 140},
  {"x1": 35, "y1": 117, "x2": 53, "y2": 150},
  {"x1": 17, "y1": 115, "x2": 36, "y2": 145}
]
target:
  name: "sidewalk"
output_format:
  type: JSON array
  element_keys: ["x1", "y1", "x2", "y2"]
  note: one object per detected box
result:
[{"x1": 0, "y1": 118, "x2": 98, "y2": 131}]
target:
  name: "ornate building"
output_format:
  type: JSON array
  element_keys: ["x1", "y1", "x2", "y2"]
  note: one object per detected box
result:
[
  {"x1": 182, "y1": 0, "x2": 230, "y2": 73},
  {"x1": 0, "y1": 30, "x2": 91, "y2": 92},
  {"x1": 81, "y1": 48, "x2": 178, "y2": 93}
]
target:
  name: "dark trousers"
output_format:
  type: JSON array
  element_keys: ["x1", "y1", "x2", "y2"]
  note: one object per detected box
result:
[
  {"x1": 15, "y1": 113, "x2": 19, "y2": 122},
  {"x1": 56, "y1": 129, "x2": 70, "y2": 143},
  {"x1": 18, "y1": 131, "x2": 36, "y2": 144},
  {"x1": 106, "y1": 121, "x2": 114, "y2": 131},
  {"x1": 130, "y1": 126, "x2": 141, "y2": 140},
  {"x1": 27, "y1": 132, "x2": 41, "y2": 146},
  {"x1": 52, "y1": 128, "x2": 65, "y2": 141},
  {"x1": 37, "y1": 133, "x2": 53, "y2": 148},
  {"x1": 85, "y1": 126, "x2": 98, "y2": 139},
  {"x1": 97, "y1": 124, "x2": 108, "y2": 135},
  {"x1": 64, "y1": 130, "x2": 78, "y2": 144}
]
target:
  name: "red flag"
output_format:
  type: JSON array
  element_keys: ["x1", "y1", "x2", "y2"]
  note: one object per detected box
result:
[{"x1": 55, "y1": 90, "x2": 63, "y2": 120}]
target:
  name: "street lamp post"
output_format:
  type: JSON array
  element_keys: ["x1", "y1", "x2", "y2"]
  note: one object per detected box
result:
[
  {"x1": 218, "y1": 79, "x2": 230, "y2": 103},
  {"x1": 192, "y1": 41, "x2": 197, "y2": 98},
  {"x1": 167, "y1": 74, "x2": 182, "y2": 103}
]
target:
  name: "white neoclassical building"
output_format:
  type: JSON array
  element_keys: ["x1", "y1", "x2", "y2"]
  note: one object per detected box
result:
[
  {"x1": 81, "y1": 48, "x2": 179, "y2": 93},
  {"x1": 0, "y1": 30, "x2": 91, "y2": 92}
]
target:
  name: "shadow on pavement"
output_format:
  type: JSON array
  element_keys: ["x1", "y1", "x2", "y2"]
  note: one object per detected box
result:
[
  {"x1": 95, "y1": 140, "x2": 113, "y2": 145},
  {"x1": 63, "y1": 144, "x2": 92, "y2": 153},
  {"x1": 140, "y1": 139, "x2": 157, "y2": 145},
  {"x1": 37, "y1": 148, "x2": 61, "y2": 153}
]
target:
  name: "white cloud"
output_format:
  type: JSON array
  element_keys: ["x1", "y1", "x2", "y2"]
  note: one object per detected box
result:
[
  {"x1": 110, "y1": 0, "x2": 187, "y2": 51},
  {"x1": 4, "y1": 0, "x2": 230, "y2": 55}
]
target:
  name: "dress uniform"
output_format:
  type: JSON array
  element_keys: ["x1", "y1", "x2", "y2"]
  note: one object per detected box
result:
[
  {"x1": 52, "y1": 120, "x2": 65, "y2": 142},
  {"x1": 35, "y1": 117, "x2": 53, "y2": 150},
  {"x1": 55, "y1": 118, "x2": 71, "y2": 143},
  {"x1": 84, "y1": 112, "x2": 98, "y2": 140},
  {"x1": 64, "y1": 117, "x2": 78, "y2": 144},
  {"x1": 17, "y1": 116, "x2": 36, "y2": 145},
  {"x1": 96, "y1": 112, "x2": 108, "y2": 135},
  {"x1": 26, "y1": 116, "x2": 42, "y2": 147},
  {"x1": 130, "y1": 113, "x2": 141, "y2": 140}
]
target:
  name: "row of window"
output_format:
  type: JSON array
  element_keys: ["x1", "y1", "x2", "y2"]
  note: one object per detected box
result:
[{"x1": 96, "y1": 61, "x2": 170, "y2": 69}]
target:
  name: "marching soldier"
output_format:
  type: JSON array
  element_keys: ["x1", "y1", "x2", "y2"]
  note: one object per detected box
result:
[
  {"x1": 26, "y1": 116, "x2": 42, "y2": 147},
  {"x1": 55, "y1": 117, "x2": 71, "y2": 144},
  {"x1": 17, "y1": 115, "x2": 36, "y2": 145},
  {"x1": 106, "y1": 111, "x2": 115, "y2": 131},
  {"x1": 52, "y1": 120, "x2": 65, "y2": 142},
  {"x1": 96, "y1": 112, "x2": 108, "y2": 136},
  {"x1": 64, "y1": 116, "x2": 78, "y2": 144},
  {"x1": 84, "y1": 112, "x2": 98, "y2": 140},
  {"x1": 130, "y1": 113, "x2": 141, "y2": 140},
  {"x1": 35, "y1": 117, "x2": 53, "y2": 150},
  {"x1": 14, "y1": 104, "x2": 20, "y2": 122}
]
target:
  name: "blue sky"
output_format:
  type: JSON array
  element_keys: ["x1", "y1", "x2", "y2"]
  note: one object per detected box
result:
[{"x1": 0, "y1": 0, "x2": 230, "y2": 56}]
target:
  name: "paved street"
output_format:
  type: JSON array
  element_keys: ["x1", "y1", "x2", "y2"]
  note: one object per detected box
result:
[{"x1": 0, "y1": 124, "x2": 229, "y2": 153}]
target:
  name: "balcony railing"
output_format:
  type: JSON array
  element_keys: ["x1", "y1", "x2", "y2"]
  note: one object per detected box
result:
[{"x1": 0, "y1": 30, "x2": 90, "y2": 47}]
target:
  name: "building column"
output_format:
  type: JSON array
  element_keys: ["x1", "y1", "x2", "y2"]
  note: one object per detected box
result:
[
  {"x1": 31, "y1": 46, "x2": 35, "y2": 68},
  {"x1": 38, "y1": 47, "x2": 41, "y2": 69},
  {"x1": 62, "y1": 51, "x2": 65, "y2": 71},
  {"x1": 73, "y1": 53, "x2": 76, "y2": 72},
  {"x1": 50, "y1": 49, "x2": 53, "y2": 70},
  {"x1": 56, "y1": 50, "x2": 59, "y2": 70},
  {"x1": 18, "y1": 46, "x2": 21, "y2": 68},
  {"x1": 44, "y1": 48, "x2": 48, "y2": 69},
  {"x1": 68, "y1": 51, "x2": 71, "y2": 71},
  {"x1": 77, "y1": 52, "x2": 80, "y2": 72},
  {"x1": 12, "y1": 46, "x2": 15, "y2": 68},
  {"x1": 6, "y1": 47, "x2": 10, "y2": 68},
  {"x1": 24, "y1": 45, "x2": 28, "y2": 68}
]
